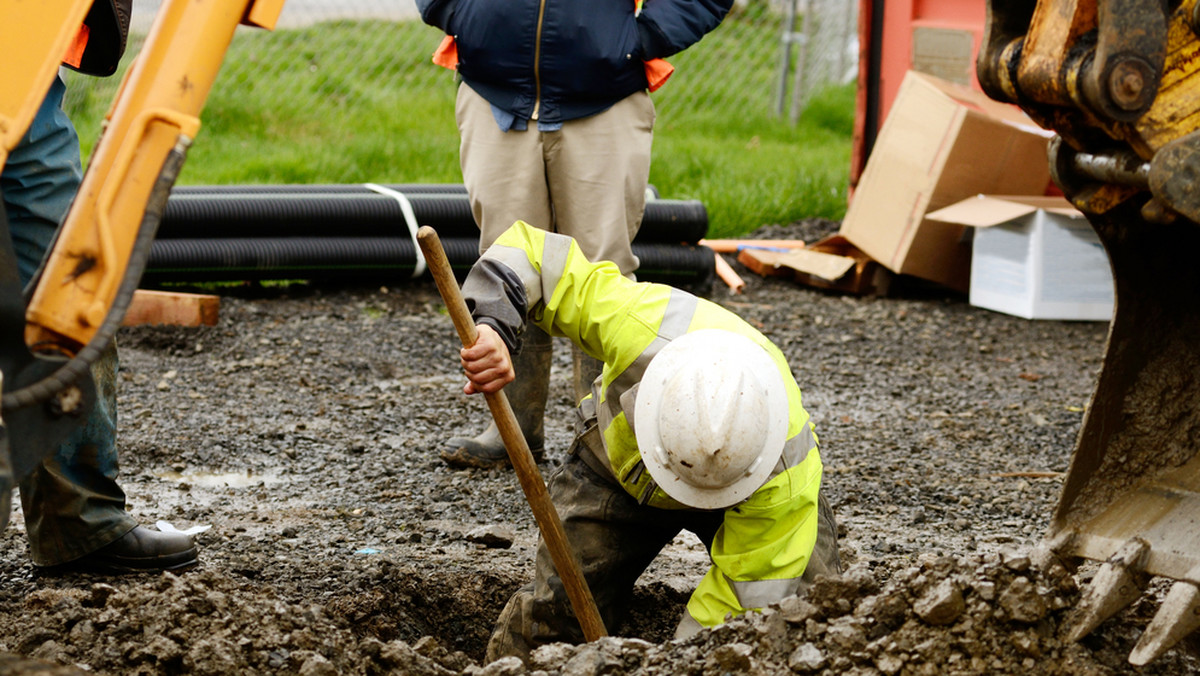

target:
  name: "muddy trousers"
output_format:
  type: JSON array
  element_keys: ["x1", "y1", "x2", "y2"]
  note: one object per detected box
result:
[
  {"x1": 4, "y1": 76, "x2": 136, "y2": 566},
  {"x1": 486, "y1": 446, "x2": 843, "y2": 663}
]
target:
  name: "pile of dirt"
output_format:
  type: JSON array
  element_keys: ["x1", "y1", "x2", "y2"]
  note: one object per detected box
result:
[
  {"x1": 2, "y1": 219, "x2": 1197, "y2": 674},
  {"x1": 510, "y1": 552, "x2": 1175, "y2": 676},
  {"x1": 5, "y1": 552, "x2": 1190, "y2": 675}
]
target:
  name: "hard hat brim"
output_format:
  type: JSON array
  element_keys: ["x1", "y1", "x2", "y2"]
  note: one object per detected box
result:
[{"x1": 635, "y1": 329, "x2": 790, "y2": 509}]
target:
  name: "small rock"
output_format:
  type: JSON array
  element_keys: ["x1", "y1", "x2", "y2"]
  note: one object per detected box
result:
[
  {"x1": 753, "y1": 609, "x2": 789, "y2": 652},
  {"x1": 562, "y1": 645, "x2": 619, "y2": 676},
  {"x1": 913, "y1": 579, "x2": 965, "y2": 626},
  {"x1": 597, "y1": 635, "x2": 653, "y2": 660},
  {"x1": 530, "y1": 642, "x2": 576, "y2": 671},
  {"x1": 707, "y1": 643, "x2": 753, "y2": 672},
  {"x1": 973, "y1": 579, "x2": 996, "y2": 602},
  {"x1": 999, "y1": 577, "x2": 1047, "y2": 623},
  {"x1": 1000, "y1": 548, "x2": 1032, "y2": 573},
  {"x1": 1010, "y1": 629, "x2": 1041, "y2": 658},
  {"x1": 862, "y1": 593, "x2": 908, "y2": 632},
  {"x1": 825, "y1": 618, "x2": 868, "y2": 652},
  {"x1": 777, "y1": 597, "x2": 819, "y2": 624},
  {"x1": 788, "y1": 642, "x2": 826, "y2": 672},
  {"x1": 297, "y1": 652, "x2": 337, "y2": 676},
  {"x1": 465, "y1": 525, "x2": 515, "y2": 549},
  {"x1": 480, "y1": 656, "x2": 525, "y2": 676},
  {"x1": 875, "y1": 652, "x2": 906, "y2": 675}
]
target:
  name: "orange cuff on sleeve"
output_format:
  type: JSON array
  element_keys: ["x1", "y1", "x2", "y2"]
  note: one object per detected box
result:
[
  {"x1": 63, "y1": 24, "x2": 90, "y2": 68},
  {"x1": 645, "y1": 58, "x2": 674, "y2": 92},
  {"x1": 432, "y1": 35, "x2": 458, "y2": 70}
]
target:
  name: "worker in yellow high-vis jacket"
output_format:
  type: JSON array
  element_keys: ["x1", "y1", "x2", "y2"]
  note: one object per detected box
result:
[{"x1": 454, "y1": 221, "x2": 842, "y2": 663}]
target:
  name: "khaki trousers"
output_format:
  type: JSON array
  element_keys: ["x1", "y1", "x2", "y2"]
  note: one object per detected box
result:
[{"x1": 455, "y1": 83, "x2": 655, "y2": 276}]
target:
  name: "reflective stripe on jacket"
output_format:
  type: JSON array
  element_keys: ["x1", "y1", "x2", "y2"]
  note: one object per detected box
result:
[{"x1": 462, "y1": 221, "x2": 824, "y2": 628}]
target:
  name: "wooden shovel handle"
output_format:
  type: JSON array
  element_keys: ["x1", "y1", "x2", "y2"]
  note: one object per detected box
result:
[{"x1": 416, "y1": 226, "x2": 607, "y2": 642}]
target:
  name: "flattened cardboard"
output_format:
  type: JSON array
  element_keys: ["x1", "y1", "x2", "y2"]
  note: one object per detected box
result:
[
  {"x1": 738, "y1": 235, "x2": 891, "y2": 295},
  {"x1": 926, "y1": 195, "x2": 1113, "y2": 321},
  {"x1": 840, "y1": 71, "x2": 1052, "y2": 292},
  {"x1": 741, "y1": 248, "x2": 855, "y2": 280}
]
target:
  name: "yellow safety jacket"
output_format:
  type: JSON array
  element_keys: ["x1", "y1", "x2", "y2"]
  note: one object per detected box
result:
[{"x1": 464, "y1": 221, "x2": 824, "y2": 629}]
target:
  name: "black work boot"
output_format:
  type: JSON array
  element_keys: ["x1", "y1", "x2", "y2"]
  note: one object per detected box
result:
[
  {"x1": 41, "y1": 525, "x2": 199, "y2": 575},
  {"x1": 442, "y1": 327, "x2": 552, "y2": 469},
  {"x1": 571, "y1": 344, "x2": 604, "y2": 406}
]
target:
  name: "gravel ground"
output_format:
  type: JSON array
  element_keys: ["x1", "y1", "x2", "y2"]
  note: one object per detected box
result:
[{"x1": 2, "y1": 219, "x2": 1197, "y2": 675}]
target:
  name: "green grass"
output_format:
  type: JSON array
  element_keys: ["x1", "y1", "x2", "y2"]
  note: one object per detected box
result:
[{"x1": 66, "y1": 17, "x2": 853, "y2": 239}]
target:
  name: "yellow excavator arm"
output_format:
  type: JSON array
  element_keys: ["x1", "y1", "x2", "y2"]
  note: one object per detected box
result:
[
  {"x1": 0, "y1": 0, "x2": 285, "y2": 529},
  {"x1": 979, "y1": 0, "x2": 1200, "y2": 666}
]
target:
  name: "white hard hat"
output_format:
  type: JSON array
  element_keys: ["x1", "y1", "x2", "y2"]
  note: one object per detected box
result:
[{"x1": 635, "y1": 329, "x2": 789, "y2": 509}]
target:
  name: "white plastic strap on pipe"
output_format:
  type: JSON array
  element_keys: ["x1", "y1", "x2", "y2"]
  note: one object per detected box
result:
[{"x1": 364, "y1": 183, "x2": 427, "y2": 278}]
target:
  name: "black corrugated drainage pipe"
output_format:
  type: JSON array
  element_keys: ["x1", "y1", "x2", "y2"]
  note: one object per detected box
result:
[
  {"x1": 143, "y1": 237, "x2": 715, "y2": 293},
  {"x1": 171, "y1": 183, "x2": 469, "y2": 196},
  {"x1": 146, "y1": 184, "x2": 714, "y2": 292},
  {"x1": 169, "y1": 183, "x2": 661, "y2": 199},
  {"x1": 159, "y1": 191, "x2": 705, "y2": 244}
]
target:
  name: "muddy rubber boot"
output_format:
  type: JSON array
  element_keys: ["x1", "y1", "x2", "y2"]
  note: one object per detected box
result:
[
  {"x1": 571, "y1": 344, "x2": 604, "y2": 405},
  {"x1": 441, "y1": 327, "x2": 552, "y2": 469},
  {"x1": 485, "y1": 585, "x2": 538, "y2": 664}
]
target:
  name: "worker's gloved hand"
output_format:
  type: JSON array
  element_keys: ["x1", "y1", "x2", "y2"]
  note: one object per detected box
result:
[{"x1": 461, "y1": 324, "x2": 515, "y2": 395}]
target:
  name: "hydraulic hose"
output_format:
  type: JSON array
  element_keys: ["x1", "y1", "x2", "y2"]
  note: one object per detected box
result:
[{"x1": 2, "y1": 137, "x2": 188, "y2": 413}]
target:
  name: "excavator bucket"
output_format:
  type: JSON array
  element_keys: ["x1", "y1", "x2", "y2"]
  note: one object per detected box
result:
[
  {"x1": 1046, "y1": 178, "x2": 1200, "y2": 577},
  {"x1": 1042, "y1": 188, "x2": 1200, "y2": 664},
  {"x1": 1044, "y1": 191, "x2": 1200, "y2": 665},
  {"x1": 977, "y1": 0, "x2": 1200, "y2": 665}
]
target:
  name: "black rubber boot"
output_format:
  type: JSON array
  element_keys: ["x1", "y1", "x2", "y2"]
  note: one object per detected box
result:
[{"x1": 442, "y1": 327, "x2": 552, "y2": 469}]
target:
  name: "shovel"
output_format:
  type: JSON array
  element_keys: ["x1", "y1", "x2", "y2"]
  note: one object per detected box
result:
[{"x1": 417, "y1": 226, "x2": 607, "y2": 642}]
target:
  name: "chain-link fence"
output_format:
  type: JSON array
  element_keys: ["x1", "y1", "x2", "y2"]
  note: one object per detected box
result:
[
  {"x1": 65, "y1": 0, "x2": 857, "y2": 166},
  {"x1": 772, "y1": 0, "x2": 860, "y2": 122}
]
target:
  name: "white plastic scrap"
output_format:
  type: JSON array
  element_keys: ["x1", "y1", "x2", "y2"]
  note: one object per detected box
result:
[{"x1": 156, "y1": 519, "x2": 212, "y2": 535}]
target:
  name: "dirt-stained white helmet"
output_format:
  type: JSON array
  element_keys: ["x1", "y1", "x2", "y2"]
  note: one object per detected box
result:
[{"x1": 635, "y1": 329, "x2": 789, "y2": 509}]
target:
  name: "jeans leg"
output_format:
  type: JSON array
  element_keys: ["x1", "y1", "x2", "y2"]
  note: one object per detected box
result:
[{"x1": 4, "y1": 75, "x2": 134, "y2": 566}]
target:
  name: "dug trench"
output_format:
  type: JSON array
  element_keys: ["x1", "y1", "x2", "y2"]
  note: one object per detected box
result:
[{"x1": 1, "y1": 219, "x2": 1198, "y2": 674}]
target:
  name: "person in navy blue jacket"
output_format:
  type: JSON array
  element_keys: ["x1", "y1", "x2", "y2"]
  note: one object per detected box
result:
[{"x1": 417, "y1": 0, "x2": 734, "y2": 470}]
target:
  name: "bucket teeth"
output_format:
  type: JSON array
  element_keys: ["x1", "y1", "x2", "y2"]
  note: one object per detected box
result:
[
  {"x1": 1129, "y1": 575, "x2": 1200, "y2": 667},
  {"x1": 1063, "y1": 538, "x2": 1151, "y2": 643}
]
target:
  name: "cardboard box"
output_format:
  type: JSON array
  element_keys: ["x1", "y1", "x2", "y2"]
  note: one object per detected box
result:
[
  {"x1": 840, "y1": 71, "x2": 1053, "y2": 292},
  {"x1": 926, "y1": 195, "x2": 1113, "y2": 321}
]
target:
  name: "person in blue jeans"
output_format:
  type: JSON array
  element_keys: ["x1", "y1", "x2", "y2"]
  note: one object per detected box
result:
[{"x1": 3, "y1": 73, "x2": 197, "y2": 574}]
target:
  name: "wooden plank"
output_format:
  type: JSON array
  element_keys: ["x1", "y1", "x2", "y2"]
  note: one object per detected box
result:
[{"x1": 122, "y1": 290, "x2": 219, "y2": 327}]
